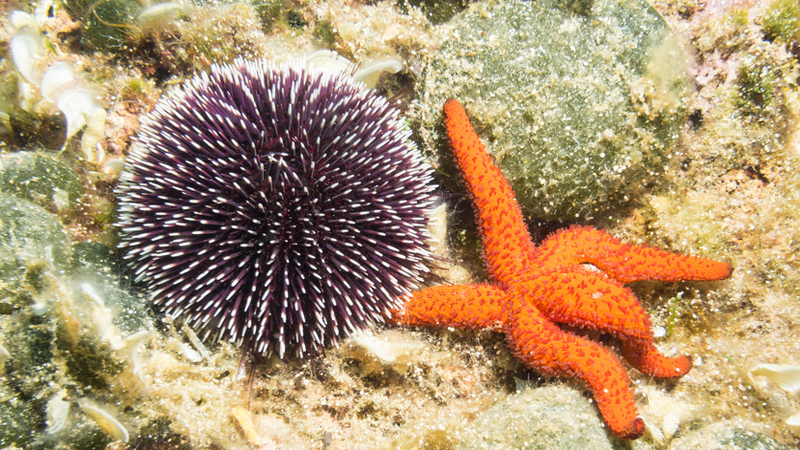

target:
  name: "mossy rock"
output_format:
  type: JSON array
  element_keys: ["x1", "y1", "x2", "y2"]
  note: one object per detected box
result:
[
  {"x1": 0, "y1": 152, "x2": 84, "y2": 218},
  {"x1": 418, "y1": 0, "x2": 688, "y2": 221},
  {"x1": 0, "y1": 383, "x2": 38, "y2": 448},
  {"x1": 667, "y1": 423, "x2": 791, "y2": 450},
  {"x1": 63, "y1": 0, "x2": 143, "y2": 51},
  {"x1": 454, "y1": 385, "x2": 647, "y2": 449},
  {"x1": 0, "y1": 192, "x2": 71, "y2": 287},
  {"x1": 69, "y1": 241, "x2": 150, "y2": 335},
  {"x1": 396, "y1": 0, "x2": 468, "y2": 24}
]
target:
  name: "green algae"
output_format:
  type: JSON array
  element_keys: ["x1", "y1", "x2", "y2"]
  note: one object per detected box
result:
[
  {"x1": 418, "y1": 0, "x2": 688, "y2": 221},
  {"x1": 762, "y1": 0, "x2": 800, "y2": 44},
  {"x1": 396, "y1": 0, "x2": 468, "y2": 24},
  {"x1": 63, "y1": 0, "x2": 143, "y2": 51},
  {"x1": 251, "y1": 0, "x2": 284, "y2": 30},
  {"x1": 735, "y1": 53, "x2": 780, "y2": 116}
]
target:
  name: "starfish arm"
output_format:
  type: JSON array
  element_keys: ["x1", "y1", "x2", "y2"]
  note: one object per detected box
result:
[
  {"x1": 504, "y1": 298, "x2": 645, "y2": 440},
  {"x1": 443, "y1": 99, "x2": 537, "y2": 284},
  {"x1": 390, "y1": 283, "x2": 507, "y2": 331},
  {"x1": 519, "y1": 269, "x2": 692, "y2": 378},
  {"x1": 620, "y1": 338, "x2": 692, "y2": 379},
  {"x1": 535, "y1": 225, "x2": 733, "y2": 283}
]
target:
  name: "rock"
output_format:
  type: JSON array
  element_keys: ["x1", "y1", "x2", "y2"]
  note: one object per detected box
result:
[
  {"x1": 63, "y1": 0, "x2": 143, "y2": 51},
  {"x1": 0, "y1": 152, "x2": 84, "y2": 218},
  {"x1": 667, "y1": 422, "x2": 791, "y2": 450},
  {"x1": 418, "y1": 0, "x2": 688, "y2": 221},
  {"x1": 0, "y1": 191, "x2": 153, "y2": 449},
  {"x1": 69, "y1": 241, "x2": 150, "y2": 336},
  {"x1": 0, "y1": 383, "x2": 37, "y2": 448},
  {"x1": 0, "y1": 192, "x2": 71, "y2": 289},
  {"x1": 454, "y1": 384, "x2": 655, "y2": 449}
]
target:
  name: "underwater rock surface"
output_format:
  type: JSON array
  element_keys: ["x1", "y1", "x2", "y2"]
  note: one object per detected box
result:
[
  {"x1": 0, "y1": 162, "x2": 154, "y2": 448},
  {"x1": 0, "y1": 192, "x2": 71, "y2": 282},
  {"x1": 0, "y1": 152, "x2": 84, "y2": 217},
  {"x1": 455, "y1": 384, "x2": 650, "y2": 449},
  {"x1": 418, "y1": 0, "x2": 688, "y2": 221},
  {"x1": 668, "y1": 422, "x2": 791, "y2": 450}
]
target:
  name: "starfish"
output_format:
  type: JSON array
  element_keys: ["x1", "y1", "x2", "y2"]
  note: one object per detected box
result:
[{"x1": 392, "y1": 99, "x2": 732, "y2": 440}]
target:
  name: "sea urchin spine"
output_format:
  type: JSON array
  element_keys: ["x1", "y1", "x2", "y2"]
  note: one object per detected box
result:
[{"x1": 117, "y1": 59, "x2": 435, "y2": 359}]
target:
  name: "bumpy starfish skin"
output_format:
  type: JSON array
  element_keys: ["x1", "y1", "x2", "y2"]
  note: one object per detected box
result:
[{"x1": 393, "y1": 99, "x2": 733, "y2": 440}]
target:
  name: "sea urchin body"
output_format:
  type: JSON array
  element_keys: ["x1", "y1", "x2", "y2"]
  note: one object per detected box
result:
[{"x1": 117, "y1": 59, "x2": 435, "y2": 358}]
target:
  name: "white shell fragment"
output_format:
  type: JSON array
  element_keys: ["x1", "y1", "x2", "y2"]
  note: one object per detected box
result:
[
  {"x1": 165, "y1": 319, "x2": 203, "y2": 363},
  {"x1": 427, "y1": 201, "x2": 449, "y2": 255},
  {"x1": 748, "y1": 362, "x2": 800, "y2": 428},
  {"x1": 101, "y1": 157, "x2": 125, "y2": 176},
  {"x1": 304, "y1": 49, "x2": 355, "y2": 76},
  {"x1": 78, "y1": 400, "x2": 129, "y2": 443},
  {"x1": 354, "y1": 57, "x2": 404, "y2": 88},
  {"x1": 45, "y1": 392, "x2": 71, "y2": 434},
  {"x1": 56, "y1": 88, "x2": 92, "y2": 140},
  {"x1": 80, "y1": 282, "x2": 117, "y2": 345},
  {"x1": 80, "y1": 107, "x2": 107, "y2": 163},
  {"x1": 117, "y1": 329, "x2": 156, "y2": 395},
  {"x1": 56, "y1": 88, "x2": 102, "y2": 144},
  {"x1": 0, "y1": 342, "x2": 10, "y2": 372},
  {"x1": 181, "y1": 322, "x2": 211, "y2": 360},
  {"x1": 10, "y1": 29, "x2": 41, "y2": 84},
  {"x1": 304, "y1": 50, "x2": 404, "y2": 89},
  {"x1": 9, "y1": 10, "x2": 36, "y2": 29},
  {"x1": 748, "y1": 363, "x2": 800, "y2": 392},
  {"x1": 34, "y1": 0, "x2": 55, "y2": 27},
  {"x1": 41, "y1": 61, "x2": 76, "y2": 102},
  {"x1": 137, "y1": 2, "x2": 187, "y2": 26},
  {"x1": 343, "y1": 330, "x2": 424, "y2": 376}
]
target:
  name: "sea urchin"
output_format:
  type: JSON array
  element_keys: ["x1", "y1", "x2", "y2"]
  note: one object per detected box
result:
[{"x1": 116, "y1": 59, "x2": 435, "y2": 358}]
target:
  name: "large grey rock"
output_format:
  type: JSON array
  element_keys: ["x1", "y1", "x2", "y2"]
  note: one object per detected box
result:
[
  {"x1": 0, "y1": 152, "x2": 83, "y2": 218},
  {"x1": 668, "y1": 422, "x2": 791, "y2": 450},
  {"x1": 454, "y1": 385, "x2": 654, "y2": 449},
  {"x1": 418, "y1": 0, "x2": 688, "y2": 221}
]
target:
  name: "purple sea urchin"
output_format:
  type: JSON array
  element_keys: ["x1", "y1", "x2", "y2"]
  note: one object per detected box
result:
[{"x1": 116, "y1": 59, "x2": 435, "y2": 358}]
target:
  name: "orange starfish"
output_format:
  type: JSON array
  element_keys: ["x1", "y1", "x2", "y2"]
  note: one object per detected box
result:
[{"x1": 393, "y1": 99, "x2": 732, "y2": 440}]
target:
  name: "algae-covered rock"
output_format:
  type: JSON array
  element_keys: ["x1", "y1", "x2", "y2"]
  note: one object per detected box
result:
[
  {"x1": 418, "y1": 0, "x2": 688, "y2": 221},
  {"x1": 0, "y1": 383, "x2": 37, "y2": 448},
  {"x1": 667, "y1": 423, "x2": 790, "y2": 450},
  {"x1": 0, "y1": 193, "x2": 68, "y2": 402},
  {"x1": 69, "y1": 241, "x2": 150, "y2": 335},
  {"x1": 454, "y1": 385, "x2": 654, "y2": 449},
  {"x1": 0, "y1": 193, "x2": 152, "y2": 448},
  {"x1": 0, "y1": 192, "x2": 71, "y2": 286},
  {"x1": 63, "y1": 0, "x2": 143, "y2": 51},
  {"x1": 0, "y1": 152, "x2": 84, "y2": 218}
]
